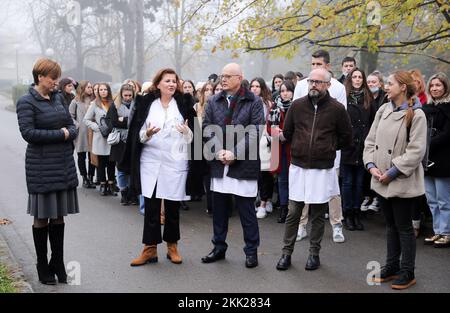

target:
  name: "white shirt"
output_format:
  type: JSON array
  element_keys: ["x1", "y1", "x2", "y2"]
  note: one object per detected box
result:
[
  {"x1": 210, "y1": 165, "x2": 258, "y2": 198},
  {"x1": 139, "y1": 98, "x2": 192, "y2": 201},
  {"x1": 289, "y1": 164, "x2": 340, "y2": 204},
  {"x1": 293, "y1": 77, "x2": 347, "y2": 169}
]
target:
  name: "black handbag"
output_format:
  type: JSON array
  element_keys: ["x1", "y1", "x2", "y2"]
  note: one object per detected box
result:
[{"x1": 99, "y1": 116, "x2": 112, "y2": 138}]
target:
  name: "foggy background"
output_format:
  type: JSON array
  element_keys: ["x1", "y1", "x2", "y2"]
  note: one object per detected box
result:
[{"x1": 0, "y1": 0, "x2": 448, "y2": 92}]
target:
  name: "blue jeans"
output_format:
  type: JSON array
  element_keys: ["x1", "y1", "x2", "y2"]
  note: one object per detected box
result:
[
  {"x1": 139, "y1": 195, "x2": 145, "y2": 212},
  {"x1": 341, "y1": 164, "x2": 365, "y2": 213},
  {"x1": 278, "y1": 145, "x2": 289, "y2": 207},
  {"x1": 116, "y1": 170, "x2": 129, "y2": 191},
  {"x1": 425, "y1": 176, "x2": 450, "y2": 236}
]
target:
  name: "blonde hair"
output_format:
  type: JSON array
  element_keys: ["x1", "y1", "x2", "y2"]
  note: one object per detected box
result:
[{"x1": 426, "y1": 72, "x2": 450, "y2": 103}]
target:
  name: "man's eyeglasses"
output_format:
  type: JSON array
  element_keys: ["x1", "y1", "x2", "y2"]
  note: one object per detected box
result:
[
  {"x1": 307, "y1": 79, "x2": 330, "y2": 85},
  {"x1": 220, "y1": 74, "x2": 241, "y2": 81}
]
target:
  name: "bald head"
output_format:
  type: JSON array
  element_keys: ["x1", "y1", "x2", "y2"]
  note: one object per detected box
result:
[
  {"x1": 223, "y1": 63, "x2": 243, "y2": 76},
  {"x1": 309, "y1": 68, "x2": 331, "y2": 82},
  {"x1": 221, "y1": 63, "x2": 243, "y2": 94},
  {"x1": 308, "y1": 68, "x2": 331, "y2": 99}
]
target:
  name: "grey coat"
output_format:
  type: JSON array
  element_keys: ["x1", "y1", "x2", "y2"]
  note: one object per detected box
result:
[
  {"x1": 83, "y1": 102, "x2": 111, "y2": 156},
  {"x1": 69, "y1": 99, "x2": 91, "y2": 153},
  {"x1": 363, "y1": 102, "x2": 427, "y2": 198}
]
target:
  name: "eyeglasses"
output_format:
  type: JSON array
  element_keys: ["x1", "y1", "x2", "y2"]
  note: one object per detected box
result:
[
  {"x1": 220, "y1": 74, "x2": 241, "y2": 81},
  {"x1": 306, "y1": 79, "x2": 330, "y2": 85}
]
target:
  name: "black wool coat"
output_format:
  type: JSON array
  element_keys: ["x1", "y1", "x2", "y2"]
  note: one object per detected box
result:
[{"x1": 422, "y1": 98, "x2": 450, "y2": 177}]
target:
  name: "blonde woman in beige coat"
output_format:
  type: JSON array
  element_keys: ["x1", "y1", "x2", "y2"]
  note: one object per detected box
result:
[{"x1": 363, "y1": 70, "x2": 427, "y2": 290}]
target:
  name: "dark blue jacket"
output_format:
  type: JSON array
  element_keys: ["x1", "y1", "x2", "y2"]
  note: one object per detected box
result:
[
  {"x1": 17, "y1": 87, "x2": 79, "y2": 194},
  {"x1": 202, "y1": 88, "x2": 265, "y2": 180}
]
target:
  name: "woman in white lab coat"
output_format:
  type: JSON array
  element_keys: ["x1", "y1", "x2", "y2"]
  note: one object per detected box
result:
[{"x1": 121, "y1": 69, "x2": 196, "y2": 266}]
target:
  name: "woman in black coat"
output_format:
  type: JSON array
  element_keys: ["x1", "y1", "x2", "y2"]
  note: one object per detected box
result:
[
  {"x1": 16, "y1": 58, "x2": 79, "y2": 285},
  {"x1": 341, "y1": 68, "x2": 377, "y2": 231}
]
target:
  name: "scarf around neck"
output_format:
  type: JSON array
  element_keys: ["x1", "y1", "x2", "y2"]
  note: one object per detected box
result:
[{"x1": 224, "y1": 87, "x2": 246, "y2": 125}]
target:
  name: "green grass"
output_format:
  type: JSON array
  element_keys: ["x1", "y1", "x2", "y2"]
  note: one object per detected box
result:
[{"x1": 0, "y1": 264, "x2": 17, "y2": 293}]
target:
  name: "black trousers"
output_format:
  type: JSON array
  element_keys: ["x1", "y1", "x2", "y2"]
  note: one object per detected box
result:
[
  {"x1": 142, "y1": 189, "x2": 180, "y2": 245},
  {"x1": 379, "y1": 196, "x2": 418, "y2": 274},
  {"x1": 258, "y1": 171, "x2": 274, "y2": 202},
  {"x1": 97, "y1": 155, "x2": 115, "y2": 183},
  {"x1": 77, "y1": 152, "x2": 95, "y2": 177},
  {"x1": 212, "y1": 192, "x2": 259, "y2": 256}
]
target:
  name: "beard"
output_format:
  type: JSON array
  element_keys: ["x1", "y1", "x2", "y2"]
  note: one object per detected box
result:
[{"x1": 308, "y1": 89, "x2": 324, "y2": 98}]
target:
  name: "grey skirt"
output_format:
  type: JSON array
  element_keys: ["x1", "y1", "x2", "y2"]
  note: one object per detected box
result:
[{"x1": 27, "y1": 188, "x2": 80, "y2": 219}]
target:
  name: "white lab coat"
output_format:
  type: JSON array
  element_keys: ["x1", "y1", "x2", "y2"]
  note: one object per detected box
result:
[{"x1": 139, "y1": 98, "x2": 192, "y2": 201}]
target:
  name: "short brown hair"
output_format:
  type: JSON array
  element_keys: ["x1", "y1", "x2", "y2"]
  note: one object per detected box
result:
[
  {"x1": 32, "y1": 58, "x2": 61, "y2": 85},
  {"x1": 150, "y1": 68, "x2": 181, "y2": 97}
]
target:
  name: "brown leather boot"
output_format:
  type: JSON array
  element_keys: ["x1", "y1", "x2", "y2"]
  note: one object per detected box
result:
[
  {"x1": 167, "y1": 242, "x2": 182, "y2": 264},
  {"x1": 130, "y1": 245, "x2": 158, "y2": 266}
]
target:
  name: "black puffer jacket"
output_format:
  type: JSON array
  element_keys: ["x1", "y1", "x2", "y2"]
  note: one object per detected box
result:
[
  {"x1": 421, "y1": 97, "x2": 450, "y2": 177},
  {"x1": 17, "y1": 87, "x2": 79, "y2": 194}
]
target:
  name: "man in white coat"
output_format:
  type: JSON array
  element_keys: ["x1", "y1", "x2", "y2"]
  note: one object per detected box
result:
[{"x1": 293, "y1": 49, "x2": 347, "y2": 244}]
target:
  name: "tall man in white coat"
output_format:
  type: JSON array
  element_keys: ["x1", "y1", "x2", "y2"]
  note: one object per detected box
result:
[
  {"x1": 293, "y1": 49, "x2": 348, "y2": 243},
  {"x1": 201, "y1": 63, "x2": 265, "y2": 268}
]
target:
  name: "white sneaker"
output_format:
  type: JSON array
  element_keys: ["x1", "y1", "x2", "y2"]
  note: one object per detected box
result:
[
  {"x1": 265, "y1": 201, "x2": 273, "y2": 213},
  {"x1": 332, "y1": 224, "x2": 345, "y2": 243},
  {"x1": 296, "y1": 225, "x2": 308, "y2": 241},
  {"x1": 256, "y1": 207, "x2": 267, "y2": 219},
  {"x1": 360, "y1": 197, "x2": 371, "y2": 211},
  {"x1": 368, "y1": 197, "x2": 380, "y2": 212}
]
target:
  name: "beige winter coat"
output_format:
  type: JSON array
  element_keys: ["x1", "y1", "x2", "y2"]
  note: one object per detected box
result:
[{"x1": 363, "y1": 102, "x2": 427, "y2": 198}]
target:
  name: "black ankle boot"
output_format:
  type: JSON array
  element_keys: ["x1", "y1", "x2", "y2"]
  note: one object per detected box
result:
[
  {"x1": 48, "y1": 223, "x2": 67, "y2": 283},
  {"x1": 353, "y1": 209, "x2": 364, "y2": 231},
  {"x1": 277, "y1": 205, "x2": 288, "y2": 223},
  {"x1": 32, "y1": 226, "x2": 56, "y2": 285},
  {"x1": 87, "y1": 175, "x2": 96, "y2": 189},
  {"x1": 344, "y1": 212, "x2": 355, "y2": 231},
  {"x1": 120, "y1": 188, "x2": 130, "y2": 205},
  {"x1": 108, "y1": 182, "x2": 117, "y2": 196},
  {"x1": 82, "y1": 176, "x2": 89, "y2": 188},
  {"x1": 100, "y1": 184, "x2": 107, "y2": 196}
]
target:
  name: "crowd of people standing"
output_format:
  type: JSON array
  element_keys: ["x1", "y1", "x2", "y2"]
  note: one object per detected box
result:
[{"x1": 15, "y1": 49, "x2": 450, "y2": 290}]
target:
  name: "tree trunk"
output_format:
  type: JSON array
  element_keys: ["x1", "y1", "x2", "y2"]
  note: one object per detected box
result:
[
  {"x1": 135, "y1": 0, "x2": 145, "y2": 83},
  {"x1": 122, "y1": 8, "x2": 136, "y2": 80},
  {"x1": 75, "y1": 25, "x2": 84, "y2": 79}
]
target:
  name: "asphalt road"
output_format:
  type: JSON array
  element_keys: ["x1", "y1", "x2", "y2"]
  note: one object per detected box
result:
[{"x1": 0, "y1": 100, "x2": 449, "y2": 293}]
